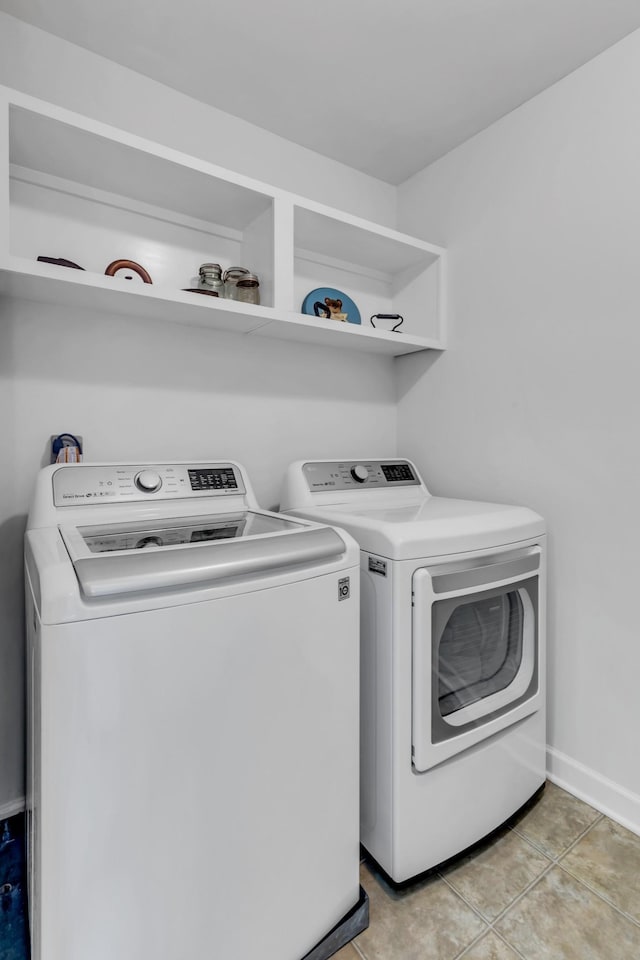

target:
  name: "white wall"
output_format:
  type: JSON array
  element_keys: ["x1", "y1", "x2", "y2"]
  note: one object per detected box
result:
[
  {"x1": 0, "y1": 12, "x2": 396, "y2": 226},
  {"x1": 0, "y1": 14, "x2": 399, "y2": 813},
  {"x1": 396, "y1": 30, "x2": 640, "y2": 831}
]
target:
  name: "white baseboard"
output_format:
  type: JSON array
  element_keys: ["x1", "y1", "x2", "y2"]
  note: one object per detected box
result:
[
  {"x1": 547, "y1": 746, "x2": 640, "y2": 837},
  {"x1": 0, "y1": 796, "x2": 25, "y2": 820}
]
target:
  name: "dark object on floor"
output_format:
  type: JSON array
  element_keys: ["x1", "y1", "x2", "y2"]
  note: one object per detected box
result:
[
  {"x1": 0, "y1": 815, "x2": 30, "y2": 960},
  {"x1": 37, "y1": 256, "x2": 84, "y2": 269},
  {"x1": 300, "y1": 887, "x2": 369, "y2": 960}
]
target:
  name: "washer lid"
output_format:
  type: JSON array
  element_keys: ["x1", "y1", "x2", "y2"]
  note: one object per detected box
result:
[
  {"x1": 59, "y1": 511, "x2": 346, "y2": 598},
  {"x1": 292, "y1": 496, "x2": 545, "y2": 560},
  {"x1": 72, "y1": 511, "x2": 296, "y2": 554}
]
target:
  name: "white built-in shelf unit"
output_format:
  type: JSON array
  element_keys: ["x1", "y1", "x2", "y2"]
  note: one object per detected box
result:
[{"x1": 0, "y1": 88, "x2": 446, "y2": 357}]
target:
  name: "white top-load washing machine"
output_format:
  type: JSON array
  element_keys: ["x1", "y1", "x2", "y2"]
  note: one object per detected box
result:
[
  {"x1": 25, "y1": 460, "x2": 368, "y2": 960},
  {"x1": 281, "y1": 458, "x2": 546, "y2": 884}
]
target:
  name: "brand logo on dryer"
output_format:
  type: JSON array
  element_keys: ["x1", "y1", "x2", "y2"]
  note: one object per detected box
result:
[{"x1": 368, "y1": 556, "x2": 387, "y2": 576}]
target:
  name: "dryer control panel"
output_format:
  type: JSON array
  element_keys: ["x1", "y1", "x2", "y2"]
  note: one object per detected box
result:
[{"x1": 302, "y1": 460, "x2": 420, "y2": 492}]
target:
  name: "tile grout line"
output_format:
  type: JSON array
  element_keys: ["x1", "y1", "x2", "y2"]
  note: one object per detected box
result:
[
  {"x1": 547, "y1": 811, "x2": 640, "y2": 929},
  {"x1": 479, "y1": 818, "x2": 605, "y2": 934},
  {"x1": 452, "y1": 928, "x2": 495, "y2": 960},
  {"x1": 487, "y1": 859, "x2": 556, "y2": 926},
  {"x1": 511, "y1": 810, "x2": 640, "y2": 927},
  {"x1": 353, "y1": 860, "x2": 640, "y2": 960},
  {"x1": 478, "y1": 813, "x2": 640, "y2": 957},
  {"x1": 491, "y1": 927, "x2": 530, "y2": 960},
  {"x1": 372, "y1": 870, "x2": 493, "y2": 960},
  {"x1": 510, "y1": 810, "x2": 603, "y2": 862},
  {"x1": 442, "y1": 817, "x2": 608, "y2": 959},
  {"x1": 437, "y1": 825, "x2": 559, "y2": 930},
  {"x1": 438, "y1": 870, "x2": 494, "y2": 926},
  {"x1": 452, "y1": 921, "x2": 532, "y2": 960},
  {"x1": 351, "y1": 939, "x2": 367, "y2": 960},
  {"x1": 446, "y1": 857, "x2": 564, "y2": 960},
  {"x1": 555, "y1": 860, "x2": 640, "y2": 931},
  {"x1": 455, "y1": 924, "x2": 530, "y2": 960},
  {"x1": 356, "y1": 809, "x2": 639, "y2": 960},
  {"x1": 437, "y1": 869, "x2": 533, "y2": 959}
]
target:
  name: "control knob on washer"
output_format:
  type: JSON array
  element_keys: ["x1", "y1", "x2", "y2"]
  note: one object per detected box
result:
[
  {"x1": 134, "y1": 470, "x2": 162, "y2": 493},
  {"x1": 350, "y1": 464, "x2": 369, "y2": 483}
]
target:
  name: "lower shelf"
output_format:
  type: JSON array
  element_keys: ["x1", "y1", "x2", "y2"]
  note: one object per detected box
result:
[
  {"x1": 0, "y1": 259, "x2": 443, "y2": 357},
  {"x1": 266, "y1": 313, "x2": 443, "y2": 356}
]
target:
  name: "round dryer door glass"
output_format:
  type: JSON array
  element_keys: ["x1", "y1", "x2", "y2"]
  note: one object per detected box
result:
[
  {"x1": 429, "y1": 575, "x2": 538, "y2": 742},
  {"x1": 437, "y1": 591, "x2": 524, "y2": 717}
]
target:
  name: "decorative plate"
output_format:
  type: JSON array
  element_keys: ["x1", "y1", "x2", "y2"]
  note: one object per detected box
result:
[{"x1": 301, "y1": 288, "x2": 361, "y2": 325}]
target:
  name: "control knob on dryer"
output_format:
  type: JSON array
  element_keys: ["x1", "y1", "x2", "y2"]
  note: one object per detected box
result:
[
  {"x1": 350, "y1": 464, "x2": 369, "y2": 483},
  {"x1": 134, "y1": 470, "x2": 162, "y2": 493}
]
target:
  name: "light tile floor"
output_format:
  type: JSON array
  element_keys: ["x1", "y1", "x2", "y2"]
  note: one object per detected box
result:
[{"x1": 336, "y1": 782, "x2": 640, "y2": 960}]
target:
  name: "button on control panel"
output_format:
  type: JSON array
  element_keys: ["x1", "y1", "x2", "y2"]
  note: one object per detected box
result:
[
  {"x1": 53, "y1": 463, "x2": 246, "y2": 506},
  {"x1": 303, "y1": 460, "x2": 419, "y2": 492}
]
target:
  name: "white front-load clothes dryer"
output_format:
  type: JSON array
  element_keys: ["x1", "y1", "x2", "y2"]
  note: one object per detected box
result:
[
  {"x1": 281, "y1": 458, "x2": 546, "y2": 884},
  {"x1": 25, "y1": 460, "x2": 368, "y2": 960}
]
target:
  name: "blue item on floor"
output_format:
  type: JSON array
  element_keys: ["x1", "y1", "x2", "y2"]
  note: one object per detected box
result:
[{"x1": 0, "y1": 815, "x2": 29, "y2": 960}]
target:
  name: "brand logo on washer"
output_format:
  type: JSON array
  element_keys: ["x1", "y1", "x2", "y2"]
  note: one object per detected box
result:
[{"x1": 338, "y1": 577, "x2": 350, "y2": 601}]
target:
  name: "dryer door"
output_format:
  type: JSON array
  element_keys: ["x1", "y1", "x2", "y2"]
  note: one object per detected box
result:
[{"x1": 412, "y1": 546, "x2": 542, "y2": 772}]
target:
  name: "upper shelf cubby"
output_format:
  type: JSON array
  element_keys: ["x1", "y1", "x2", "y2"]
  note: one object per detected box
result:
[
  {"x1": 291, "y1": 202, "x2": 444, "y2": 344},
  {"x1": 0, "y1": 87, "x2": 447, "y2": 356},
  {"x1": 295, "y1": 204, "x2": 439, "y2": 275},
  {"x1": 9, "y1": 105, "x2": 273, "y2": 231},
  {"x1": 7, "y1": 101, "x2": 276, "y2": 312}
]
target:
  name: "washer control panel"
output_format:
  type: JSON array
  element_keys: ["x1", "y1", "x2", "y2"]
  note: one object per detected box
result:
[
  {"x1": 53, "y1": 463, "x2": 245, "y2": 506},
  {"x1": 302, "y1": 460, "x2": 419, "y2": 492}
]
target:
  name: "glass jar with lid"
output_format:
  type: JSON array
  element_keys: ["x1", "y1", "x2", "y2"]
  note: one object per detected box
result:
[
  {"x1": 235, "y1": 273, "x2": 260, "y2": 305},
  {"x1": 198, "y1": 263, "x2": 224, "y2": 297},
  {"x1": 223, "y1": 266, "x2": 250, "y2": 300}
]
